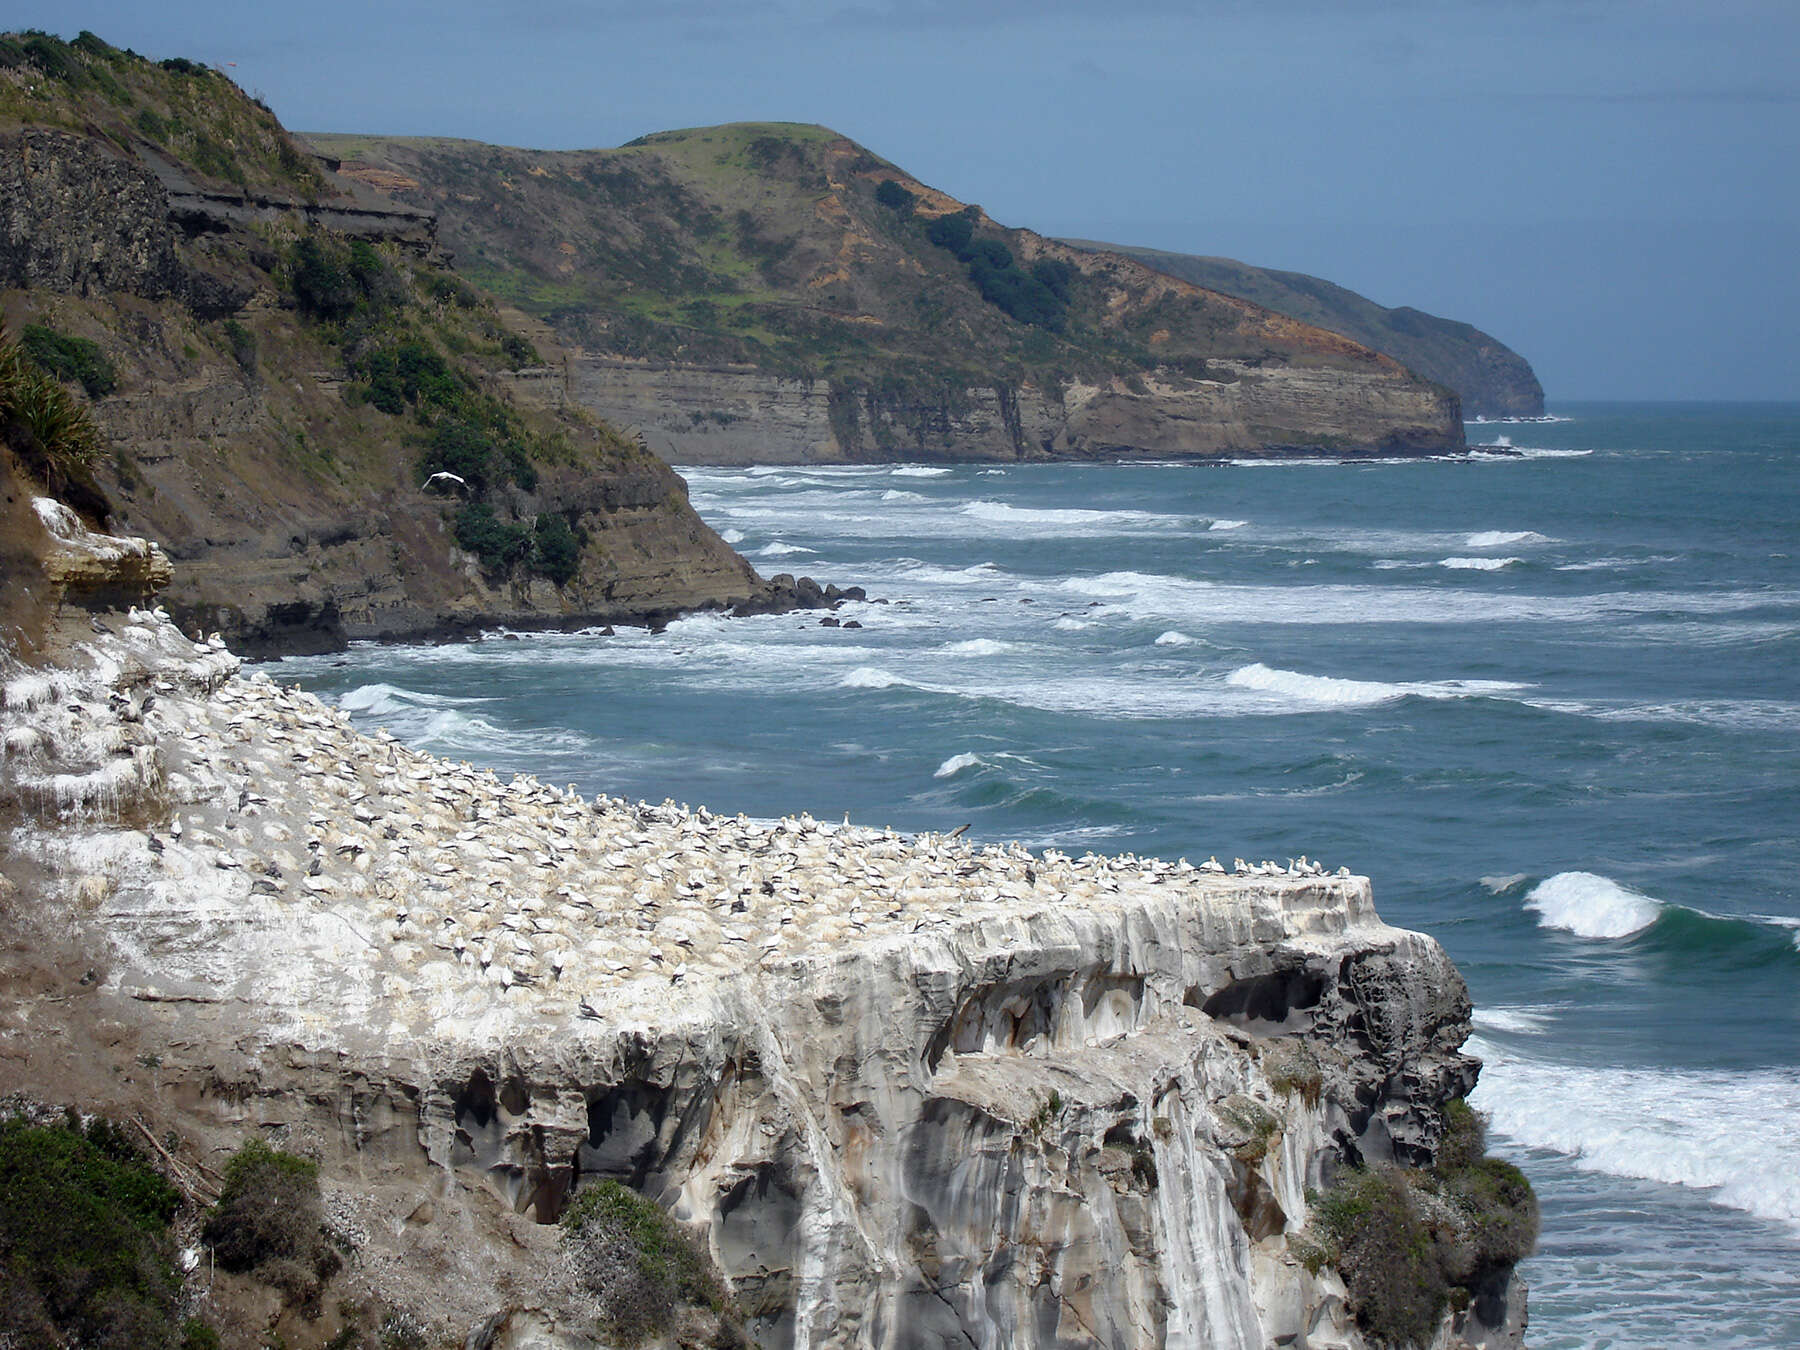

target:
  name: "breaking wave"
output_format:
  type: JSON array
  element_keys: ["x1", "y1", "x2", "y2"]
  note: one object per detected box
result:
[
  {"x1": 1225, "y1": 663, "x2": 1528, "y2": 708},
  {"x1": 1524, "y1": 871, "x2": 1662, "y2": 938},
  {"x1": 1471, "y1": 1037, "x2": 1800, "y2": 1236}
]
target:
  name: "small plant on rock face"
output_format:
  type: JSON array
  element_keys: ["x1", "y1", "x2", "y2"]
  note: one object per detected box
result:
[
  {"x1": 202, "y1": 1137, "x2": 341, "y2": 1307},
  {"x1": 559, "y1": 1180, "x2": 737, "y2": 1347},
  {"x1": 1295, "y1": 1099, "x2": 1538, "y2": 1347}
]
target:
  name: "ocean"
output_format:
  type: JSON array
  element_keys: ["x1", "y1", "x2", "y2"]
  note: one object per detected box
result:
[{"x1": 284, "y1": 403, "x2": 1800, "y2": 1348}]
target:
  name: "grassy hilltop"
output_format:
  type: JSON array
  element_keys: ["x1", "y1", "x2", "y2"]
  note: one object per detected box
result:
[{"x1": 307, "y1": 122, "x2": 1407, "y2": 393}]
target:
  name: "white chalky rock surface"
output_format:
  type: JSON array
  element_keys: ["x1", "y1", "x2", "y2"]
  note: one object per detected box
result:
[{"x1": 1, "y1": 602, "x2": 1498, "y2": 1350}]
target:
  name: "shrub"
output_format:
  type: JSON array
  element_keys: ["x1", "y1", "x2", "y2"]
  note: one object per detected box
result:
[
  {"x1": 222, "y1": 319, "x2": 257, "y2": 379},
  {"x1": 453, "y1": 503, "x2": 532, "y2": 572},
  {"x1": 1299, "y1": 1099, "x2": 1538, "y2": 1346},
  {"x1": 359, "y1": 339, "x2": 463, "y2": 416},
  {"x1": 874, "y1": 179, "x2": 915, "y2": 213},
  {"x1": 532, "y1": 513, "x2": 581, "y2": 585},
  {"x1": 21, "y1": 323, "x2": 117, "y2": 398},
  {"x1": 0, "y1": 1113, "x2": 185, "y2": 1349},
  {"x1": 500, "y1": 333, "x2": 540, "y2": 369},
  {"x1": 925, "y1": 212, "x2": 975, "y2": 256},
  {"x1": 287, "y1": 236, "x2": 405, "y2": 324},
  {"x1": 560, "y1": 1181, "x2": 730, "y2": 1346},
  {"x1": 202, "y1": 1138, "x2": 340, "y2": 1305},
  {"x1": 1311, "y1": 1168, "x2": 1446, "y2": 1347}
]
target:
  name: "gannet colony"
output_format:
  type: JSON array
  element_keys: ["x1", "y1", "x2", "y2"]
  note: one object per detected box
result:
[{"x1": 0, "y1": 503, "x2": 1522, "y2": 1349}]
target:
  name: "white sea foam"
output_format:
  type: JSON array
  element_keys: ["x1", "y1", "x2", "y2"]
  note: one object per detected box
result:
[
  {"x1": 1052, "y1": 617, "x2": 1091, "y2": 631},
  {"x1": 978, "y1": 469, "x2": 1008, "y2": 476},
  {"x1": 1466, "y1": 530, "x2": 1551, "y2": 548},
  {"x1": 1209, "y1": 519, "x2": 1248, "y2": 531},
  {"x1": 1052, "y1": 568, "x2": 1797, "y2": 628},
  {"x1": 944, "y1": 639, "x2": 1012, "y2": 656},
  {"x1": 1524, "y1": 697, "x2": 1800, "y2": 733},
  {"x1": 840, "y1": 667, "x2": 910, "y2": 690},
  {"x1": 960, "y1": 500, "x2": 1180, "y2": 532},
  {"x1": 891, "y1": 466, "x2": 952, "y2": 478},
  {"x1": 880, "y1": 490, "x2": 926, "y2": 502},
  {"x1": 757, "y1": 542, "x2": 814, "y2": 557},
  {"x1": 1471, "y1": 1036, "x2": 1800, "y2": 1236},
  {"x1": 1225, "y1": 663, "x2": 1528, "y2": 709},
  {"x1": 1479, "y1": 873, "x2": 1530, "y2": 894},
  {"x1": 719, "y1": 528, "x2": 745, "y2": 544},
  {"x1": 1473, "y1": 1005, "x2": 1556, "y2": 1035},
  {"x1": 1438, "y1": 556, "x2": 1521, "y2": 570},
  {"x1": 1524, "y1": 871, "x2": 1662, "y2": 939},
  {"x1": 1467, "y1": 446, "x2": 1593, "y2": 461},
  {"x1": 934, "y1": 752, "x2": 984, "y2": 779},
  {"x1": 1153, "y1": 631, "x2": 1194, "y2": 646},
  {"x1": 339, "y1": 683, "x2": 489, "y2": 717}
]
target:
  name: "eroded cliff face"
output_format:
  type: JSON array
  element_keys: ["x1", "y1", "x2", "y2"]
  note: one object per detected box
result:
[
  {"x1": 568, "y1": 358, "x2": 1457, "y2": 466},
  {"x1": 312, "y1": 126, "x2": 1465, "y2": 466},
  {"x1": 0, "y1": 527, "x2": 1524, "y2": 1350},
  {"x1": 2, "y1": 124, "x2": 775, "y2": 656}
]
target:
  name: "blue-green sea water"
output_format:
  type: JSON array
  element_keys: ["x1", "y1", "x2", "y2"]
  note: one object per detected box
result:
[{"x1": 285, "y1": 404, "x2": 1800, "y2": 1348}]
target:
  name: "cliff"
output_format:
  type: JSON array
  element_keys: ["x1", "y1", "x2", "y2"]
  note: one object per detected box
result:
[
  {"x1": 0, "y1": 514, "x2": 1532, "y2": 1350},
  {"x1": 307, "y1": 125, "x2": 1464, "y2": 463},
  {"x1": 0, "y1": 34, "x2": 792, "y2": 657},
  {"x1": 1063, "y1": 243, "x2": 1544, "y2": 420}
]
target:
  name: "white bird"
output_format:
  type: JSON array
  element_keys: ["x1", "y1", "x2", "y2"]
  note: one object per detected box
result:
[{"x1": 422, "y1": 471, "x2": 467, "y2": 490}]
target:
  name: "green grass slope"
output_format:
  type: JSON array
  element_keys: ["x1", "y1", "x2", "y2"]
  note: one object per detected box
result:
[{"x1": 306, "y1": 124, "x2": 1411, "y2": 394}]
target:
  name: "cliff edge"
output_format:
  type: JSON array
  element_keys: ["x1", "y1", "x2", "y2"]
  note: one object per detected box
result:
[{"x1": 0, "y1": 506, "x2": 1532, "y2": 1350}]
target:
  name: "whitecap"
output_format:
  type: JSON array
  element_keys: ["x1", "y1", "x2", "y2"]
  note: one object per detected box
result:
[
  {"x1": 1473, "y1": 1006, "x2": 1555, "y2": 1035},
  {"x1": 1479, "y1": 873, "x2": 1530, "y2": 894},
  {"x1": 1153, "y1": 631, "x2": 1193, "y2": 646},
  {"x1": 1524, "y1": 871, "x2": 1662, "y2": 939},
  {"x1": 339, "y1": 683, "x2": 489, "y2": 717},
  {"x1": 944, "y1": 639, "x2": 1012, "y2": 656},
  {"x1": 840, "y1": 667, "x2": 910, "y2": 690},
  {"x1": 1471, "y1": 1036, "x2": 1800, "y2": 1236},
  {"x1": 978, "y1": 468, "x2": 1008, "y2": 476},
  {"x1": 933, "y1": 752, "x2": 984, "y2": 779},
  {"x1": 880, "y1": 490, "x2": 926, "y2": 502},
  {"x1": 757, "y1": 542, "x2": 814, "y2": 557},
  {"x1": 960, "y1": 500, "x2": 1180, "y2": 532},
  {"x1": 1439, "y1": 556, "x2": 1521, "y2": 570},
  {"x1": 1225, "y1": 662, "x2": 1528, "y2": 709},
  {"x1": 720, "y1": 528, "x2": 745, "y2": 544},
  {"x1": 1052, "y1": 618, "x2": 1091, "y2": 631},
  {"x1": 891, "y1": 466, "x2": 953, "y2": 478},
  {"x1": 1209, "y1": 519, "x2": 1248, "y2": 531},
  {"x1": 1465, "y1": 530, "x2": 1551, "y2": 548}
]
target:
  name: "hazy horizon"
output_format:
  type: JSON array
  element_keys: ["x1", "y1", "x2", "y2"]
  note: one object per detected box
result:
[{"x1": 10, "y1": 1, "x2": 1797, "y2": 402}]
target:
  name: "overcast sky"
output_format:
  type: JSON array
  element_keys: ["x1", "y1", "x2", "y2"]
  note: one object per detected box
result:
[{"x1": 16, "y1": 1, "x2": 1799, "y2": 400}]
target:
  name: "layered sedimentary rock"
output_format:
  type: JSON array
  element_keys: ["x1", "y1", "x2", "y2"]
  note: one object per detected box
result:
[
  {"x1": 569, "y1": 358, "x2": 1455, "y2": 466},
  {"x1": 4, "y1": 105, "x2": 781, "y2": 656},
  {"x1": 311, "y1": 125, "x2": 1465, "y2": 466},
  {"x1": 0, "y1": 517, "x2": 1523, "y2": 1349}
]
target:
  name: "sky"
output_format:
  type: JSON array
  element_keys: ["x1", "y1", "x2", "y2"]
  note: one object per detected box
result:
[{"x1": 14, "y1": 1, "x2": 1799, "y2": 401}]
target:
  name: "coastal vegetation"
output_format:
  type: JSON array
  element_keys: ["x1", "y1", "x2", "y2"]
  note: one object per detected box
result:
[
  {"x1": 559, "y1": 1179, "x2": 745, "y2": 1346},
  {"x1": 0, "y1": 318, "x2": 108, "y2": 516},
  {"x1": 0, "y1": 29, "x2": 322, "y2": 196},
  {"x1": 203, "y1": 1136, "x2": 341, "y2": 1307},
  {"x1": 1294, "y1": 1099, "x2": 1537, "y2": 1347},
  {"x1": 0, "y1": 1111, "x2": 210, "y2": 1350}
]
